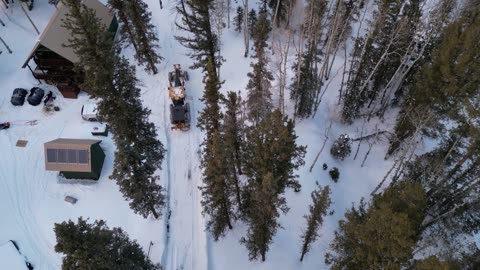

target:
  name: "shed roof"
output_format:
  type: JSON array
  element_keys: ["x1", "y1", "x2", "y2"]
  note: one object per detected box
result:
[
  {"x1": 45, "y1": 138, "x2": 102, "y2": 146},
  {"x1": 22, "y1": 0, "x2": 114, "y2": 67}
]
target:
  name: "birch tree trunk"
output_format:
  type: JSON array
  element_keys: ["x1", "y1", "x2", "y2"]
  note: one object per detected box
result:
[{"x1": 243, "y1": 0, "x2": 249, "y2": 57}]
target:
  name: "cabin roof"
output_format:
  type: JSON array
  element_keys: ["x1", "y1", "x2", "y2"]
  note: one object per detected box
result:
[
  {"x1": 22, "y1": 0, "x2": 114, "y2": 68},
  {"x1": 45, "y1": 138, "x2": 102, "y2": 147}
]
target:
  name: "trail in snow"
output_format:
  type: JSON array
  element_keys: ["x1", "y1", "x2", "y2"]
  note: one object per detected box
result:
[{"x1": 143, "y1": 1, "x2": 208, "y2": 269}]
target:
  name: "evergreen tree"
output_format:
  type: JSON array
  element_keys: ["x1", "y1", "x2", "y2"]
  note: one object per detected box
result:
[
  {"x1": 61, "y1": 0, "x2": 116, "y2": 96},
  {"x1": 325, "y1": 182, "x2": 427, "y2": 269},
  {"x1": 54, "y1": 217, "x2": 161, "y2": 270},
  {"x1": 289, "y1": 0, "x2": 327, "y2": 118},
  {"x1": 330, "y1": 134, "x2": 352, "y2": 160},
  {"x1": 247, "y1": 9, "x2": 257, "y2": 39},
  {"x1": 243, "y1": 110, "x2": 306, "y2": 195},
  {"x1": 107, "y1": 0, "x2": 138, "y2": 50},
  {"x1": 233, "y1": 6, "x2": 244, "y2": 33},
  {"x1": 106, "y1": 57, "x2": 166, "y2": 219},
  {"x1": 222, "y1": 91, "x2": 245, "y2": 212},
  {"x1": 269, "y1": 0, "x2": 295, "y2": 26},
  {"x1": 246, "y1": 12, "x2": 273, "y2": 124},
  {"x1": 329, "y1": 167, "x2": 340, "y2": 182},
  {"x1": 108, "y1": 0, "x2": 163, "y2": 74},
  {"x1": 241, "y1": 172, "x2": 288, "y2": 261},
  {"x1": 300, "y1": 185, "x2": 332, "y2": 261},
  {"x1": 62, "y1": 0, "x2": 166, "y2": 219},
  {"x1": 200, "y1": 129, "x2": 235, "y2": 240},
  {"x1": 387, "y1": 7, "x2": 480, "y2": 247},
  {"x1": 176, "y1": 0, "x2": 220, "y2": 73},
  {"x1": 241, "y1": 110, "x2": 305, "y2": 261},
  {"x1": 341, "y1": 0, "x2": 420, "y2": 123}
]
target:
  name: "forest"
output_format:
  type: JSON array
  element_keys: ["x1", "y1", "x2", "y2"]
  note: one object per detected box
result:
[{"x1": 2, "y1": 0, "x2": 477, "y2": 269}]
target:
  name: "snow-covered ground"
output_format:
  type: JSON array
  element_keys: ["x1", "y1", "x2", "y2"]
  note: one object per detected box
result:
[{"x1": 0, "y1": 1, "x2": 412, "y2": 269}]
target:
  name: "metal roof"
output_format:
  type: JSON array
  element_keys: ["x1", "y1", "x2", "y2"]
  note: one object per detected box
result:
[
  {"x1": 22, "y1": 0, "x2": 114, "y2": 67},
  {"x1": 45, "y1": 138, "x2": 102, "y2": 146}
]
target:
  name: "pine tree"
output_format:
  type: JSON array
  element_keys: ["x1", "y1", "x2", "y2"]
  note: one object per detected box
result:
[
  {"x1": 54, "y1": 218, "x2": 161, "y2": 270},
  {"x1": 108, "y1": 0, "x2": 163, "y2": 74},
  {"x1": 108, "y1": 0, "x2": 138, "y2": 50},
  {"x1": 241, "y1": 172, "x2": 288, "y2": 261},
  {"x1": 269, "y1": 0, "x2": 295, "y2": 26},
  {"x1": 62, "y1": 0, "x2": 166, "y2": 220},
  {"x1": 241, "y1": 110, "x2": 305, "y2": 261},
  {"x1": 329, "y1": 167, "x2": 340, "y2": 182},
  {"x1": 387, "y1": 7, "x2": 480, "y2": 245},
  {"x1": 243, "y1": 110, "x2": 306, "y2": 195},
  {"x1": 233, "y1": 6, "x2": 244, "y2": 33},
  {"x1": 289, "y1": 0, "x2": 328, "y2": 118},
  {"x1": 247, "y1": 9, "x2": 257, "y2": 39},
  {"x1": 176, "y1": 0, "x2": 220, "y2": 73},
  {"x1": 246, "y1": 12, "x2": 273, "y2": 124},
  {"x1": 300, "y1": 185, "x2": 332, "y2": 261},
  {"x1": 200, "y1": 129, "x2": 235, "y2": 240},
  {"x1": 222, "y1": 91, "x2": 245, "y2": 212},
  {"x1": 61, "y1": 0, "x2": 116, "y2": 96},
  {"x1": 107, "y1": 56, "x2": 166, "y2": 219},
  {"x1": 341, "y1": 0, "x2": 420, "y2": 123},
  {"x1": 330, "y1": 134, "x2": 352, "y2": 160},
  {"x1": 325, "y1": 182, "x2": 427, "y2": 269}
]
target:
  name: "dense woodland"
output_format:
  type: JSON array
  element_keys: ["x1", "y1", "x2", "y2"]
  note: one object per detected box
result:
[{"x1": 50, "y1": 0, "x2": 479, "y2": 268}]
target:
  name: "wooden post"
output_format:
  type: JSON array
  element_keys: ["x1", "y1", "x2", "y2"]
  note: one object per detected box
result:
[
  {"x1": 20, "y1": 3, "x2": 40, "y2": 34},
  {"x1": 26, "y1": 64, "x2": 42, "y2": 84},
  {"x1": 0, "y1": 36, "x2": 12, "y2": 53},
  {"x1": 147, "y1": 241, "x2": 154, "y2": 258}
]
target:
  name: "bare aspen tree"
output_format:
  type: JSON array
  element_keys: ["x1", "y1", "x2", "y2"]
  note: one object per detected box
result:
[
  {"x1": 373, "y1": 0, "x2": 457, "y2": 119},
  {"x1": 243, "y1": 0, "x2": 249, "y2": 57},
  {"x1": 212, "y1": 0, "x2": 227, "y2": 78},
  {"x1": 309, "y1": 120, "x2": 333, "y2": 172},
  {"x1": 227, "y1": 0, "x2": 231, "y2": 28},
  {"x1": 0, "y1": 36, "x2": 12, "y2": 53},
  {"x1": 272, "y1": 29, "x2": 291, "y2": 114},
  {"x1": 20, "y1": 2, "x2": 39, "y2": 34}
]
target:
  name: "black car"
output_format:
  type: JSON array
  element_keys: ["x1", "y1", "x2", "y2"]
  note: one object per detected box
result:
[
  {"x1": 11, "y1": 88, "x2": 28, "y2": 106},
  {"x1": 27, "y1": 87, "x2": 45, "y2": 106}
]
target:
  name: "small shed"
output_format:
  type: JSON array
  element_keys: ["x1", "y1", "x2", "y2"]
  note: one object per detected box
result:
[
  {"x1": 44, "y1": 138, "x2": 106, "y2": 180},
  {"x1": 22, "y1": 0, "x2": 118, "y2": 98}
]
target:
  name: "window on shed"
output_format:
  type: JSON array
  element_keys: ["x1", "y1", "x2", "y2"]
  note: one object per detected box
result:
[
  {"x1": 78, "y1": 150, "x2": 88, "y2": 164},
  {"x1": 46, "y1": 149, "x2": 57, "y2": 162},
  {"x1": 58, "y1": 149, "x2": 67, "y2": 163},
  {"x1": 67, "y1": 149, "x2": 77, "y2": 163}
]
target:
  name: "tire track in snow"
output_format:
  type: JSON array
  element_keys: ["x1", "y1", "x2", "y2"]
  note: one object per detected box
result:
[{"x1": 145, "y1": 1, "x2": 209, "y2": 269}]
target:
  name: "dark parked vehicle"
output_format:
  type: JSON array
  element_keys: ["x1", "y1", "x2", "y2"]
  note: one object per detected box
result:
[
  {"x1": 10, "y1": 88, "x2": 28, "y2": 106},
  {"x1": 27, "y1": 87, "x2": 45, "y2": 106}
]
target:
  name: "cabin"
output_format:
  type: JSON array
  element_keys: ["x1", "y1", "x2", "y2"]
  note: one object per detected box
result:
[
  {"x1": 44, "y1": 138, "x2": 106, "y2": 180},
  {"x1": 22, "y1": 0, "x2": 118, "y2": 98}
]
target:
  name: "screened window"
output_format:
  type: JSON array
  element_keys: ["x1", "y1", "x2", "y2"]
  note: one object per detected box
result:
[
  {"x1": 78, "y1": 150, "x2": 88, "y2": 164},
  {"x1": 46, "y1": 148, "x2": 89, "y2": 164},
  {"x1": 46, "y1": 149, "x2": 57, "y2": 162},
  {"x1": 57, "y1": 149, "x2": 67, "y2": 163},
  {"x1": 67, "y1": 149, "x2": 77, "y2": 163}
]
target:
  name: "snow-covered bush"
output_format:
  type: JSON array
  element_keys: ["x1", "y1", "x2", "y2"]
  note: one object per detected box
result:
[
  {"x1": 330, "y1": 134, "x2": 352, "y2": 161},
  {"x1": 329, "y1": 167, "x2": 340, "y2": 182}
]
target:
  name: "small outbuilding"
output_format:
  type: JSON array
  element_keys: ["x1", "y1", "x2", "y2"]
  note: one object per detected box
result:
[{"x1": 44, "y1": 138, "x2": 106, "y2": 180}]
